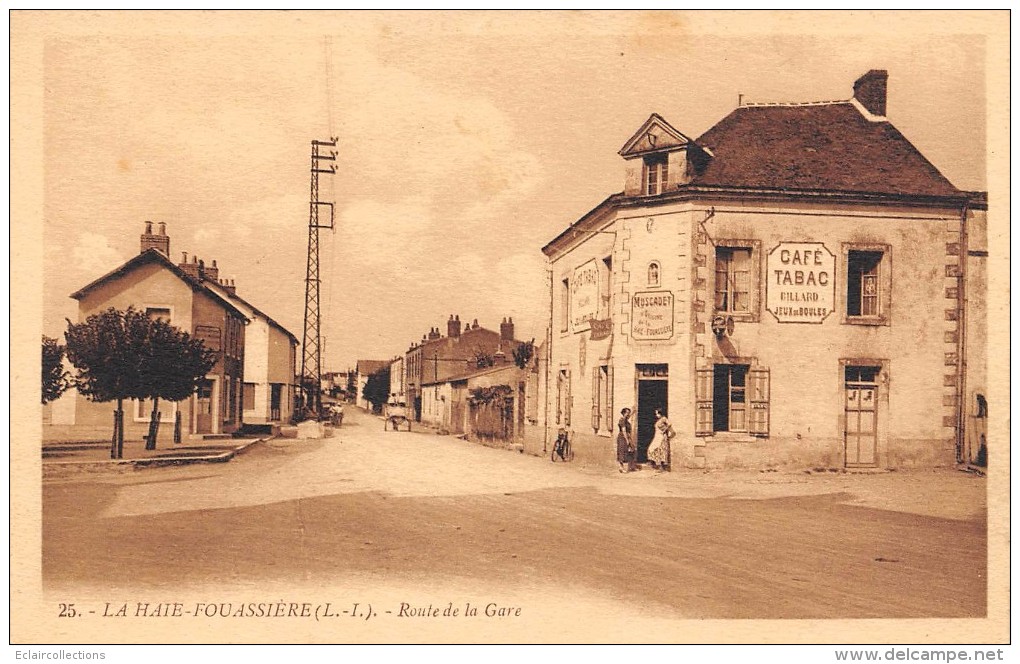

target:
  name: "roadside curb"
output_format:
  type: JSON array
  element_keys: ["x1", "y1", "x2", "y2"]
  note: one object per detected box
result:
[{"x1": 42, "y1": 436, "x2": 273, "y2": 474}]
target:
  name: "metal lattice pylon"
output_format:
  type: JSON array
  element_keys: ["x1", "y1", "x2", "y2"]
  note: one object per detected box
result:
[{"x1": 300, "y1": 137, "x2": 338, "y2": 415}]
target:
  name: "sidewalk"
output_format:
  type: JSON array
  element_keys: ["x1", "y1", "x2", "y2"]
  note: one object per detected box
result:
[{"x1": 42, "y1": 436, "x2": 267, "y2": 474}]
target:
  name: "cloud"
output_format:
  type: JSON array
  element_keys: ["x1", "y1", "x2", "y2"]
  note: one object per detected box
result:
[{"x1": 72, "y1": 232, "x2": 126, "y2": 282}]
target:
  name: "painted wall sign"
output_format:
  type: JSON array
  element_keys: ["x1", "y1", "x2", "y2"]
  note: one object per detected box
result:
[
  {"x1": 589, "y1": 318, "x2": 613, "y2": 341},
  {"x1": 631, "y1": 291, "x2": 674, "y2": 340},
  {"x1": 766, "y1": 242, "x2": 836, "y2": 323},
  {"x1": 194, "y1": 325, "x2": 222, "y2": 351},
  {"x1": 570, "y1": 259, "x2": 600, "y2": 330}
]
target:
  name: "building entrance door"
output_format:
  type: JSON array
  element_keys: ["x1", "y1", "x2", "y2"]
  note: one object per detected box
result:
[
  {"x1": 196, "y1": 379, "x2": 214, "y2": 434},
  {"x1": 844, "y1": 366, "x2": 879, "y2": 467},
  {"x1": 636, "y1": 364, "x2": 668, "y2": 463}
]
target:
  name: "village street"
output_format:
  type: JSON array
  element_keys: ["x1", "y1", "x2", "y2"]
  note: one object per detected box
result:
[{"x1": 42, "y1": 407, "x2": 987, "y2": 640}]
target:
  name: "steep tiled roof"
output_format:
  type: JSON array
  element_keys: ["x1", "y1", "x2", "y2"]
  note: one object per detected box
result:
[
  {"x1": 69, "y1": 248, "x2": 248, "y2": 320},
  {"x1": 691, "y1": 102, "x2": 961, "y2": 198},
  {"x1": 356, "y1": 360, "x2": 390, "y2": 376}
]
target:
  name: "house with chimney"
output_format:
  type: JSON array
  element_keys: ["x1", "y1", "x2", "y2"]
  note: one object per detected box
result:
[
  {"x1": 540, "y1": 70, "x2": 987, "y2": 471},
  {"x1": 66, "y1": 222, "x2": 250, "y2": 440},
  {"x1": 405, "y1": 315, "x2": 523, "y2": 424}
]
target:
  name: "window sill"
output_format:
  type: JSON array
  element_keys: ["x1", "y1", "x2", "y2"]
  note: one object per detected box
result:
[
  {"x1": 712, "y1": 311, "x2": 760, "y2": 324},
  {"x1": 704, "y1": 432, "x2": 765, "y2": 443},
  {"x1": 842, "y1": 316, "x2": 888, "y2": 327}
]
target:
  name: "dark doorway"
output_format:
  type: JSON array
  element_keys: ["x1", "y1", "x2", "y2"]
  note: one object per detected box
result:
[
  {"x1": 196, "y1": 379, "x2": 214, "y2": 434},
  {"x1": 637, "y1": 378, "x2": 668, "y2": 462}
]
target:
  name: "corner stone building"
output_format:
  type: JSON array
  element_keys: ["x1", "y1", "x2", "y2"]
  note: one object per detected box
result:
[{"x1": 542, "y1": 70, "x2": 987, "y2": 470}]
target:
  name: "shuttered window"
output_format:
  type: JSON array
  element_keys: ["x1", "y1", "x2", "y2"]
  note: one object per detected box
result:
[
  {"x1": 557, "y1": 369, "x2": 571, "y2": 426},
  {"x1": 695, "y1": 364, "x2": 770, "y2": 437},
  {"x1": 591, "y1": 364, "x2": 613, "y2": 433}
]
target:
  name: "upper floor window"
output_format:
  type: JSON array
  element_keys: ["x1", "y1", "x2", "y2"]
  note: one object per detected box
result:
[
  {"x1": 715, "y1": 247, "x2": 751, "y2": 314},
  {"x1": 600, "y1": 256, "x2": 613, "y2": 316},
  {"x1": 846, "y1": 250, "x2": 882, "y2": 317},
  {"x1": 560, "y1": 278, "x2": 570, "y2": 332},
  {"x1": 643, "y1": 154, "x2": 668, "y2": 195},
  {"x1": 843, "y1": 244, "x2": 890, "y2": 325},
  {"x1": 145, "y1": 307, "x2": 171, "y2": 322},
  {"x1": 647, "y1": 261, "x2": 661, "y2": 288}
]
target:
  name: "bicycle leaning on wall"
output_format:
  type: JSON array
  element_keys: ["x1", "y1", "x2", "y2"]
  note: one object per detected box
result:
[{"x1": 551, "y1": 428, "x2": 574, "y2": 462}]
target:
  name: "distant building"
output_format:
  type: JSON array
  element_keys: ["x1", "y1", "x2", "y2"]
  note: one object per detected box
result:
[
  {"x1": 64, "y1": 223, "x2": 250, "y2": 440},
  {"x1": 321, "y1": 371, "x2": 350, "y2": 400},
  {"x1": 388, "y1": 356, "x2": 405, "y2": 402},
  {"x1": 541, "y1": 70, "x2": 987, "y2": 470},
  {"x1": 405, "y1": 315, "x2": 522, "y2": 422},
  {"x1": 421, "y1": 361, "x2": 528, "y2": 446}
]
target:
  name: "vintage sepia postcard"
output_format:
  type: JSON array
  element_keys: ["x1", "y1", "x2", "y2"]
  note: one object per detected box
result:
[{"x1": 10, "y1": 9, "x2": 1010, "y2": 651}]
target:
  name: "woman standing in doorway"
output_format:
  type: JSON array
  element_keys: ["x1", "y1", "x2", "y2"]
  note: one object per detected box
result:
[
  {"x1": 616, "y1": 408, "x2": 635, "y2": 473},
  {"x1": 647, "y1": 408, "x2": 673, "y2": 471}
]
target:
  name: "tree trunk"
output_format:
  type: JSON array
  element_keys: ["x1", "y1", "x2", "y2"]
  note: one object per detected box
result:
[
  {"x1": 174, "y1": 410, "x2": 182, "y2": 445},
  {"x1": 145, "y1": 396, "x2": 160, "y2": 450},
  {"x1": 110, "y1": 407, "x2": 119, "y2": 460},
  {"x1": 114, "y1": 398, "x2": 125, "y2": 459}
]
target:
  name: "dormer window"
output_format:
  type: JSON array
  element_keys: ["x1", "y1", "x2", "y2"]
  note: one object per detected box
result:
[{"x1": 643, "y1": 154, "x2": 668, "y2": 195}]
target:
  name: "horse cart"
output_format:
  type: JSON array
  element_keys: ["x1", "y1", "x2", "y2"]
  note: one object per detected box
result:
[{"x1": 384, "y1": 402, "x2": 411, "y2": 431}]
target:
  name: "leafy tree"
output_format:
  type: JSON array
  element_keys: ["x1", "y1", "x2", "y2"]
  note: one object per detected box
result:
[
  {"x1": 64, "y1": 307, "x2": 216, "y2": 458},
  {"x1": 41, "y1": 335, "x2": 71, "y2": 404},
  {"x1": 138, "y1": 316, "x2": 218, "y2": 449},
  {"x1": 361, "y1": 367, "x2": 391, "y2": 413},
  {"x1": 512, "y1": 338, "x2": 536, "y2": 370},
  {"x1": 473, "y1": 349, "x2": 495, "y2": 369}
]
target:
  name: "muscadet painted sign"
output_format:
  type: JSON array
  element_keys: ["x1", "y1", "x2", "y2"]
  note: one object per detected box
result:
[
  {"x1": 571, "y1": 259, "x2": 600, "y2": 330},
  {"x1": 631, "y1": 291, "x2": 674, "y2": 340},
  {"x1": 767, "y1": 242, "x2": 835, "y2": 323}
]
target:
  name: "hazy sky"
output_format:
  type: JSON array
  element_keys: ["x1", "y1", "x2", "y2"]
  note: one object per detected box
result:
[{"x1": 36, "y1": 12, "x2": 989, "y2": 371}]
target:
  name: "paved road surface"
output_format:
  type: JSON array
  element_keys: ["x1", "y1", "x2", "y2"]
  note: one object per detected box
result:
[{"x1": 42, "y1": 408, "x2": 987, "y2": 640}]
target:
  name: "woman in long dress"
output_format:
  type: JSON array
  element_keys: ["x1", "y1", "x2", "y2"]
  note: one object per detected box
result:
[
  {"x1": 646, "y1": 408, "x2": 672, "y2": 471},
  {"x1": 616, "y1": 408, "x2": 635, "y2": 473}
]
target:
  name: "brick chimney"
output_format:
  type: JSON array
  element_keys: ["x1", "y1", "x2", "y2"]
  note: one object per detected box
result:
[
  {"x1": 202, "y1": 259, "x2": 219, "y2": 283},
  {"x1": 500, "y1": 316, "x2": 514, "y2": 342},
  {"x1": 427, "y1": 327, "x2": 441, "y2": 341},
  {"x1": 448, "y1": 314, "x2": 462, "y2": 338},
  {"x1": 140, "y1": 220, "x2": 170, "y2": 256},
  {"x1": 853, "y1": 70, "x2": 888, "y2": 117},
  {"x1": 178, "y1": 253, "x2": 201, "y2": 280},
  {"x1": 471, "y1": 318, "x2": 480, "y2": 330},
  {"x1": 220, "y1": 278, "x2": 236, "y2": 296}
]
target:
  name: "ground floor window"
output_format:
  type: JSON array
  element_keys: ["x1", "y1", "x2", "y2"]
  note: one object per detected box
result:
[
  {"x1": 556, "y1": 369, "x2": 571, "y2": 426},
  {"x1": 590, "y1": 364, "x2": 613, "y2": 433},
  {"x1": 714, "y1": 364, "x2": 748, "y2": 432},
  {"x1": 243, "y1": 382, "x2": 256, "y2": 411},
  {"x1": 270, "y1": 383, "x2": 283, "y2": 421},
  {"x1": 696, "y1": 363, "x2": 769, "y2": 436},
  {"x1": 133, "y1": 398, "x2": 176, "y2": 422}
]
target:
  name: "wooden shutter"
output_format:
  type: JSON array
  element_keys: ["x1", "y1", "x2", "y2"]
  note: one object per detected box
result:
[
  {"x1": 748, "y1": 367, "x2": 770, "y2": 437},
  {"x1": 555, "y1": 372, "x2": 562, "y2": 425},
  {"x1": 695, "y1": 368, "x2": 714, "y2": 436},
  {"x1": 607, "y1": 364, "x2": 614, "y2": 433},
  {"x1": 564, "y1": 370, "x2": 572, "y2": 427},
  {"x1": 591, "y1": 366, "x2": 600, "y2": 431}
]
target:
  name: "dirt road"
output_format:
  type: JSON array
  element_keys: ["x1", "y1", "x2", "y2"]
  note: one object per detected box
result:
[{"x1": 41, "y1": 408, "x2": 987, "y2": 640}]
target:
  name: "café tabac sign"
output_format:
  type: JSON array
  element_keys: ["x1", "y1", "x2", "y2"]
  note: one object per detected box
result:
[
  {"x1": 570, "y1": 259, "x2": 600, "y2": 331},
  {"x1": 766, "y1": 242, "x2": 835, "y2": 323}
]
